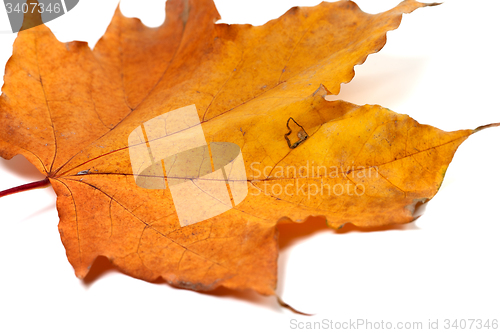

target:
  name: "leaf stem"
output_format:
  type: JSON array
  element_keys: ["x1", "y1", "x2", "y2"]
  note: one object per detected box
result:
[{"x1": 0, "y1": 178, "x2": 50, "y2": 198}]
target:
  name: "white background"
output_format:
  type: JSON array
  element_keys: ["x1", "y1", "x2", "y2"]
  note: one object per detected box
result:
[{"x1": 0, "y1": 1, "x2": 499, "y2": 332}]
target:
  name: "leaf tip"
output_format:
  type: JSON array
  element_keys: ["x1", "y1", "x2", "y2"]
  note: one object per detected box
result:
[
  {"x1": 473, "y1": 122, "x2": 500, "y2": 133},
  {"x1": 403, "y1": 0, "x2": 442, "y2": 7},
  {"x1": 276, "y1": 295, "x2": 314, "y2": 316},
  {"x1": 425, "y1": 2, "x2": 443, "y2": 7}
]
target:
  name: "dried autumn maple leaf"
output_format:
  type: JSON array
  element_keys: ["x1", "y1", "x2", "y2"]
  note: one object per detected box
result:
[{"x1": 0, "y1": 0, "x2": 497, "y2": 301}]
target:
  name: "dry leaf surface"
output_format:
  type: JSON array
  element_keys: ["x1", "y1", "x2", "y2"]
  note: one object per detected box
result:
[{"x1": 1, "y1": 0, "x2": 494, "y2": 295}]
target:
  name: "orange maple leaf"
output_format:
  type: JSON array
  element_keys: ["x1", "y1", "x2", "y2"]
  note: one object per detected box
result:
[{"x1": 0, "y1": 0, "x2": 497, "y2": 309}]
